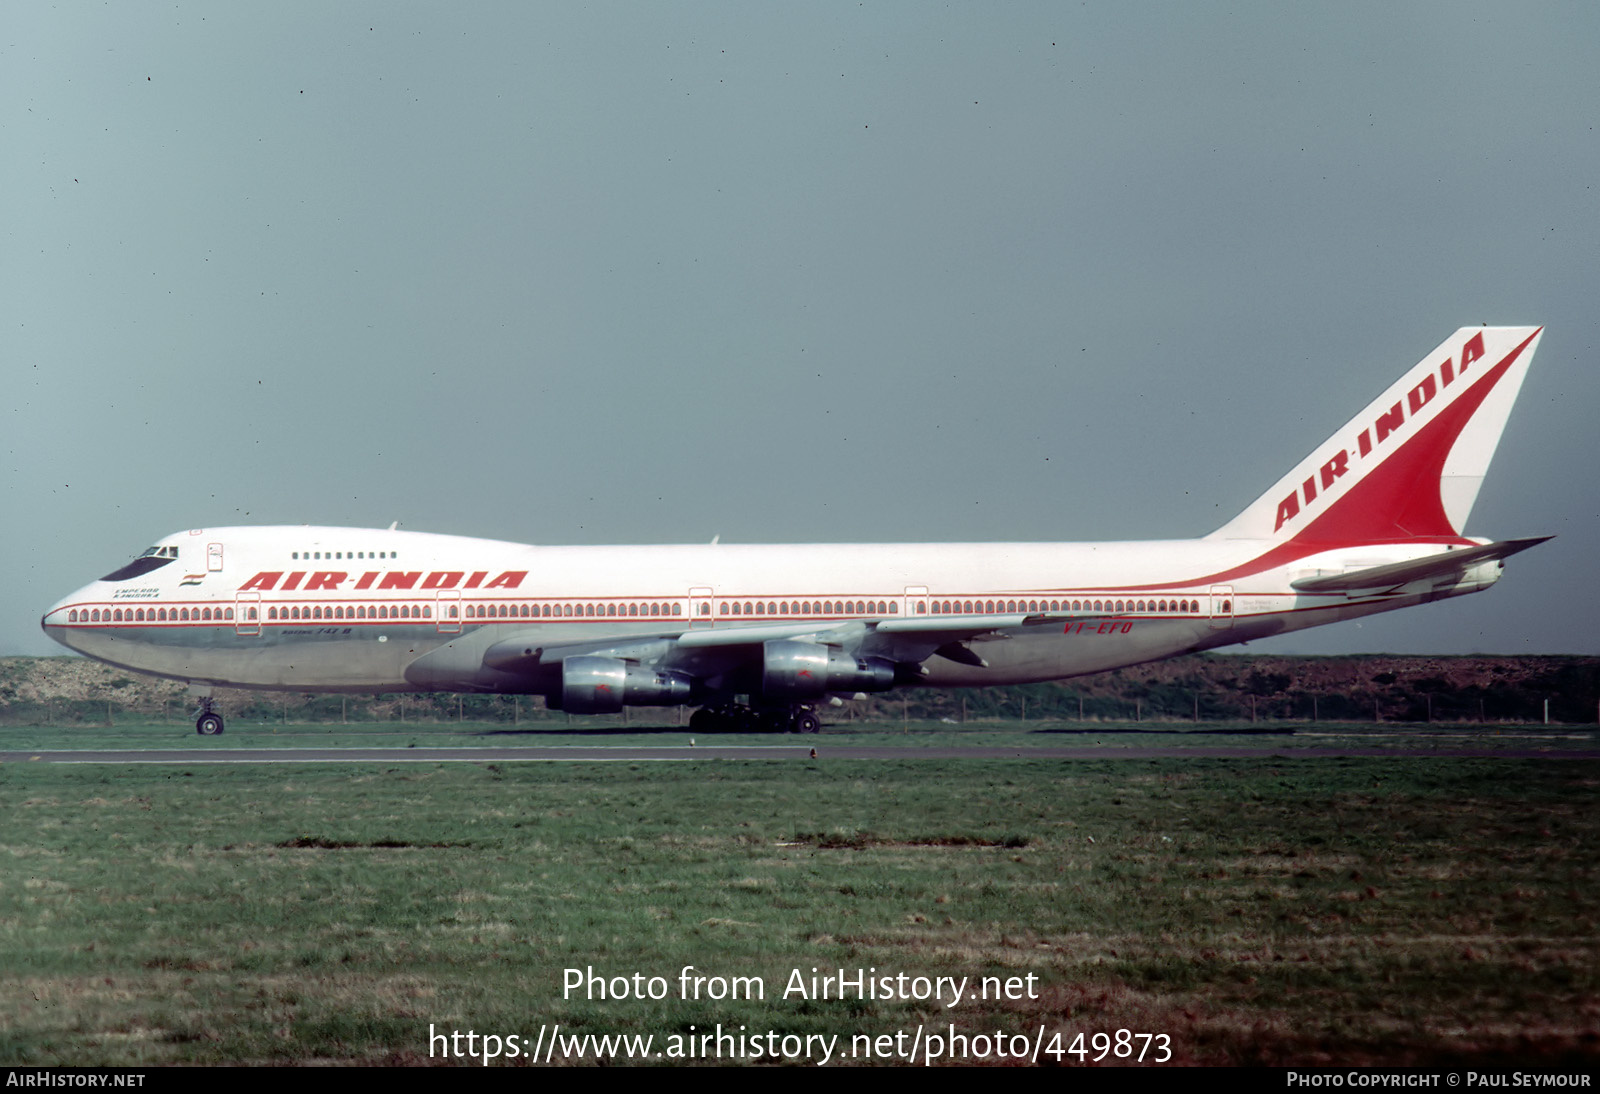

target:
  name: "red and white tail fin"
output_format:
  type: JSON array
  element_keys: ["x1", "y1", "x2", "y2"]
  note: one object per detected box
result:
[{"x1": 1208, "y1": 326, "x2": 1543, "y2": 546}]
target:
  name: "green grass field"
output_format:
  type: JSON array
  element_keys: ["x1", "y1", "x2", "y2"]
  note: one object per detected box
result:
[{"x1": 1, "y1": 723, "x2": 1595, "y2": 1066}]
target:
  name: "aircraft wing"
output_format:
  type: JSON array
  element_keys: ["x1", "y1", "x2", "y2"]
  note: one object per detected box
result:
[
  {"x1": 1289, "y1": 536, "x2": 1551, "y2": 594},
  {"x1": 475, "y1": 610, "x2": 1076, "y2": 688}
]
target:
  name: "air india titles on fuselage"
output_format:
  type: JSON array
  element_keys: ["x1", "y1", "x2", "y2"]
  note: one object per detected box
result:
[{"x1": 236, "y1": 570, "x2": 528, "y2": 592}]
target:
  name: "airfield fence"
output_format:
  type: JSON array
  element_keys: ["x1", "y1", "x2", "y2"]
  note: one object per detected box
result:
[{"x1": 4, "y1": 679, "x2": 1599, "y2": 727}]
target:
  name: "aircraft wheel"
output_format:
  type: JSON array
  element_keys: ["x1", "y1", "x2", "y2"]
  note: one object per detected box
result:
[
  {"x1": 196, "y1": 713, "x2": 225, "y2": 736},
  {"x1": 793, "y1": 711, "x2": 821, "y2": 734},
  {"x1": 689, "y1": 708, "x2": 719, "y2": 733}
]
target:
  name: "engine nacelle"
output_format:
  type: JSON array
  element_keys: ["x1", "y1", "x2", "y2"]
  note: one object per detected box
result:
[
  {"x1": 559, "y1": 655, "x2": 693, "y2": 714},
  {"x1": 761, "y1": 639, "x2": 896, "y2": 700}
]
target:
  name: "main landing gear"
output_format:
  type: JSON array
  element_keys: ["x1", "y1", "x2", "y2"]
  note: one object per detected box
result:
[
  {"x1": 689, "y1": 704, "x2": 821, "y2": 734},
  {"x1": 194, "y1": 696, "x2": 225, "y2": 736}
]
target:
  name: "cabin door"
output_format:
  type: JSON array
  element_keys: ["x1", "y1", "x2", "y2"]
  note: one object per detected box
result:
[
  {"x1": 689, "y1": 587, "x2": 714, "y2": 628},
  {"x1": 1209, "y1": 585, "x2": 1234, "y2": 629},
  {"x1": 234, "y1": 592, "x2": 261, "y2": 636},
  {"x1": 436, "y1": 590, "x2": 462, "y2": 634}
]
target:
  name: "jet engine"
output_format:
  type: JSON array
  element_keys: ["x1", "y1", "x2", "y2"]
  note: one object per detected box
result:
[
  {"x1": 760, "y1": 639, "x2": 895, "y2": 700},
  {"x1": 557, "y1": 655, "x2": 693, "y2": 714}
]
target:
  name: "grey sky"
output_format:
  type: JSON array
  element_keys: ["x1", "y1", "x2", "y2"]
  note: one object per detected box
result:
[{"x1": 5, "y1": 2, "x2": 1597, "y2": 657}]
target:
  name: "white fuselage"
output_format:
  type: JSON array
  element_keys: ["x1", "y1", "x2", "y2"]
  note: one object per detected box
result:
[{"x1": 40, "y1": 525, "x2": 1496, "y2": 695}]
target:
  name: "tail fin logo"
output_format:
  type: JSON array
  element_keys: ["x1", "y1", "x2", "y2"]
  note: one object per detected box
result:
[
  {"x1": 1272, "y1": 332, "x2": 1487, "y2": 534},
  {"x1": 1207, "y1": 325, "x2": 1541, "y2": 549}
]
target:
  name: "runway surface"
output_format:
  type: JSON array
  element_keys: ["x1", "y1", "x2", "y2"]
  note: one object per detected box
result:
[{"x1": 3, "y1": 743, "x2": 1597, "y2": 764}]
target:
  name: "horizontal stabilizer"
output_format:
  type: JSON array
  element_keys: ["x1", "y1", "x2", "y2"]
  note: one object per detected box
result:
[{"x1": 1290, "y1": 536, "x2": 1551, "y2": 593}]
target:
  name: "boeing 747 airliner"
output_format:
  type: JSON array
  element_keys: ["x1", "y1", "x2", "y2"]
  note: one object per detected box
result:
[{"x1": 43, "y1": 326, "x2": 1547, "y2": 735}]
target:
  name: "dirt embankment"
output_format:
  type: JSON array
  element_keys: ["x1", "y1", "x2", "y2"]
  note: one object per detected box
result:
[{"x1": 3, "y1": 653, "x2": 1597, "y2": 725}]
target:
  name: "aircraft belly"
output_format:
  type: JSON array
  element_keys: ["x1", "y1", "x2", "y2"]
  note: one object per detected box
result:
[
  {"x1": 55, "y1": 626, "x2": 420, "y2": 691},
  {"x1": 916, "y1": 621, "x2": 1209, "y2": 686}
]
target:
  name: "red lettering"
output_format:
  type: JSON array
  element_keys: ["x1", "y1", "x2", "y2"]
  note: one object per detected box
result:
[
  {"x1": 237, "y1": 571, "x2": 282, "y2": 592},
  {"x1": 422, "y1": 571, "x2": 463, "y2": 590},
  {"x1": 1302, "y1": 476, "x2": 1317, "y2": 505},
  {"x1": 1459, "y1": 331, "x2": 1484, "y2": 373},
  {"x1": 1440, "y1": 356, "x2": 1455, "y2": 387},
  {"x1": 1357, "y1": 428, "x2": 1372, "y2": 457},
  {"x1": 1374, "y1": 401, "x2": 1405, "y2": 442},
  {"x1": 281, "y1": 571, "x2": 305, "y2": 591},
  {"x1": 1273, "y1": 492, "x2": 1300, "y2": 531},
  {"x1": 464, "y1": 571, "x2": 488, "y2": 589},
  {"x1": 378, "y1": 572, "x2": 421, "y2": 590},
  {"x1": 354, "y1": 572, "x2": 378, "y2": 590},
  {"x1": 1407, "y1": 374, "x2": 1437, "y2": 415},
  {"x1": 305, "y1": 571, "x2": 346, "y2": 591},
  {"x1": 485, "y1": 571, "x2": 527, "y2": 589},
  {"x1": 1320, "y1": 450, "x2": 1349, "y2": 489}
]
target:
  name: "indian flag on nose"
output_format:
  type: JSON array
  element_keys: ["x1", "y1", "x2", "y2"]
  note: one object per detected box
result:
[{"x1": 180, "y1": 574, "x2": 206, "y2": 586}]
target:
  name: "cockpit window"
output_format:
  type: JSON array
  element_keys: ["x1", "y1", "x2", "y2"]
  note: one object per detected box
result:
[{"x1": 100, "y1": 545, "x2": 179, "y2": 582}]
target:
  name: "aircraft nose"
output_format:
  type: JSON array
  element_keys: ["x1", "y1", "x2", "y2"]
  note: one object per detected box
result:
[{"x1": 41, "y1": 588, "x2": 92, "y2": 654}]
